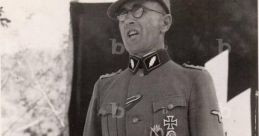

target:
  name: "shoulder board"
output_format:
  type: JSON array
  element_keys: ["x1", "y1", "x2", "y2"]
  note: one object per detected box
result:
[
  {"x1": 182, "y1": 63, "x2": 205, "y2": 71},
  {"x1": 100, "y1": 69, "x2": 122, "y2": 79}
]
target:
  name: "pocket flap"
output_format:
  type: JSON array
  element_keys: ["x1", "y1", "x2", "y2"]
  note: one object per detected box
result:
[
  {"x1": 152, "y1": 96, "x2": 186, "y2": 112},
  {"x1": 98, "y1": 103, "x2": 113, "y2": 116}
]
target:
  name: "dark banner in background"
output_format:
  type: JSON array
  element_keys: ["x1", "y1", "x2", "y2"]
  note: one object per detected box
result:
[{"x1": 69, "y1": 1, "x2": 257, "y2": 136}]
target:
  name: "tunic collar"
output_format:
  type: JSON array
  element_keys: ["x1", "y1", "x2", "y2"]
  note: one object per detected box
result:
[{"x1": 128, "y1": 49, "x2": 171, "y2": 75}]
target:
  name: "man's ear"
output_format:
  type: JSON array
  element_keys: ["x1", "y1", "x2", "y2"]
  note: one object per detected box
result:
[{"x1": 160, "y1": 14, "x2": 172, "y2": 33}]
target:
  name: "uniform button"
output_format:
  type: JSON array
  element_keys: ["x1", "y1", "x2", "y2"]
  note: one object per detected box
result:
[
  {"x1": 132, "y1": 117, "x2": 140, "y2": 123},
  {"x1": 167, "y1": 104, "x2": 174, "y2": 110}
]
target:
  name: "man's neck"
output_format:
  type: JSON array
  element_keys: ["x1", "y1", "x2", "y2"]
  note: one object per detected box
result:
[{"x1": 132, "y1": 47, "x2": 165, "y2": 57}]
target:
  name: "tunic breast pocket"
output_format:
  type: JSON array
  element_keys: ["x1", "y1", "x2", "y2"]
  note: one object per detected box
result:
[
  {"x1": 152, "y1": 96, "x2": 189, "y2": 136},
  {"x1": 98, "y1": 103, "x2": 120, "y2": 136}
]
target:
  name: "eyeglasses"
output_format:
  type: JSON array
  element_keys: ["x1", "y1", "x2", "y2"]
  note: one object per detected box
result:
[{"x1": 116, "y1": 4, "x2": 165, "y2": 22}]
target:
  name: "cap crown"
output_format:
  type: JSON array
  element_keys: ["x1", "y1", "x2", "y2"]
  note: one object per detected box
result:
[{"x1": 107, "y1": 0, "x2": 171, "y2": 19}]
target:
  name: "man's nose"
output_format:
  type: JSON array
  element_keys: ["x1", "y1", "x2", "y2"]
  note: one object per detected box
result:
[{"x1": 124, "y1": 13, "x2": 136, "y2": 24}]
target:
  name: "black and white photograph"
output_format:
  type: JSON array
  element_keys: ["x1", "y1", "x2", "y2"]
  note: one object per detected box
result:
[{"x1": 1, "y1": 0, "x2": 258, "y2": 136}]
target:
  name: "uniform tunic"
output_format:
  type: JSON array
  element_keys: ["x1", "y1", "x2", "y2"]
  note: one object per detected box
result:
[{"x1": 83, "y1": 58, "x2": 224, "y2": 136}]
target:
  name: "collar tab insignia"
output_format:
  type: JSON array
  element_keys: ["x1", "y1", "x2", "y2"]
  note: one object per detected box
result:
[
  {"x1": 128, "y1": 49, "x2": 170, "y2": 75},
  {"x1": 129, "y1": 56, "x2": 141, "y2": 74}
]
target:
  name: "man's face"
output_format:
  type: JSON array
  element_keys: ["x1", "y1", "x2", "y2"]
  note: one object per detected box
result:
[{"x1": 118, "y1": 0, "x2": 166, "y2": 55}]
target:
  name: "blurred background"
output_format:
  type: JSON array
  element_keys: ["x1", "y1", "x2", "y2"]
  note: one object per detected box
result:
[
  {"x1": 1, "y1": 0, "x2": 72, "y2": 135},
  {"x1": 1, "y1": 0, "x2": 258, "y2": 136}
]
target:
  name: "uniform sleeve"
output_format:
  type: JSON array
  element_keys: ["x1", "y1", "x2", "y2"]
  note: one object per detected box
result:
[
  {"x1": 82, "y1": 79, "x2": 102, "y2": 136},
  {"x1": 189, "y1": 70, "x2": 224, "y2": 136}
]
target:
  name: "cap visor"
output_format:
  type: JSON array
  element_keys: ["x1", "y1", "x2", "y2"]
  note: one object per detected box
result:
[{"x1": 107, "y1": 0, "x2": 129, "y2": 19}]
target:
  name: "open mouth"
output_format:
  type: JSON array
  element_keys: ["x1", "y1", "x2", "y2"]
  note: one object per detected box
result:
[{"x1": 127, "y1": 29, "x2": 139, "y2": 38}]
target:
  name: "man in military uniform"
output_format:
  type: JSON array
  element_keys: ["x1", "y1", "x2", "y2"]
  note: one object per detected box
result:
[{"x1": 83, "y1": 0, "x2": 224, "y2": 136}]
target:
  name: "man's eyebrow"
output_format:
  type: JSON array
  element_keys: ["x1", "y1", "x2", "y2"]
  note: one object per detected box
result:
[
  {"x1": 120, "y1": 5, "x2": 132, "y2": 11},
  {"x1": 116, "y1": 7, "x2": 127, "y2": 15},
  {"x1": 121, "y1": 1, "x2": 143, "y2": 10},
  {"x1": 118, "y1": 5, "x2": 130, "y2": 12},
  {"x1": 119, "y1": 7, "x2": 129, "y2": 11}
]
